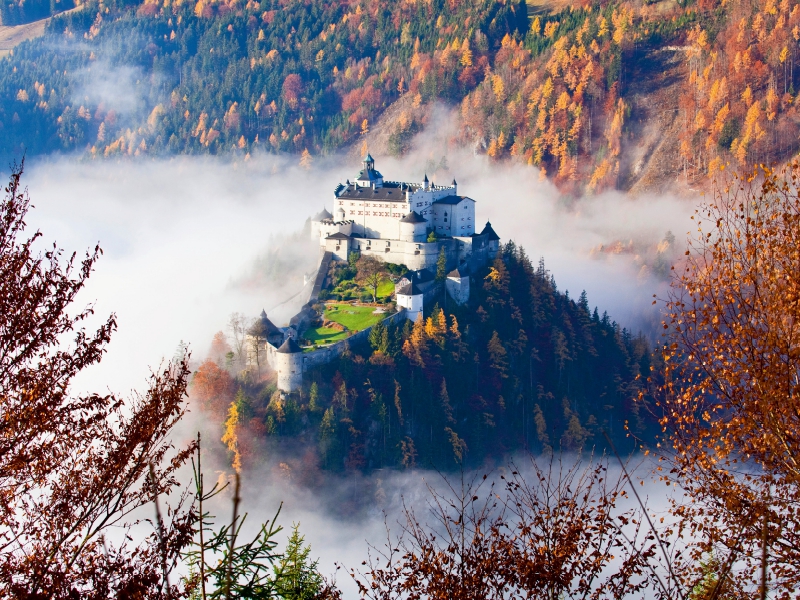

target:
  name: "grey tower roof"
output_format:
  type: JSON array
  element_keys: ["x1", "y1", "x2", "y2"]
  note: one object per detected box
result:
[
  {"x1": 480, "y1": 221, "x2": 500, "y2": 241},
  {"x1": 396, "y1": 280, "x2": 423, "y2": 296},
  {"x1": 313, "y1": 207, "x2": 333, "y2": 220},
  {"x1": 400, "y1": 211, "x2": 426, "y2": 224},
  {"x1": 447, "y1": 264, "x2": 470, "y2": 278},
  {"x1": 423, "y1": 173, "x2": 429, "y2": 182},
  {"x1": 276, "y1": 338, "x2": 302, "y2": 354},
  {"x1": 433, "y1": 195, "x2": 474, "y2": 205},
  {"x1": 253, "y1": 310, "x2": 282, "y2": 337},
  {"x1": 356, "y1": 154, "x2": 383, "y2": 183},
  {"x1": 325, "y1": 232, "x2": 350, "y2": 240}
]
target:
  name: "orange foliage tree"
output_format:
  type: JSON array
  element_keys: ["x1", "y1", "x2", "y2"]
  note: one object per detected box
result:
[
  {"x1": 0, "y1": 163, "x2": 195, "y2": 597},
  {"x1": 191, "y1": 358, "x2": 235, "y2": 421},
  {"x1": 352, "y1": 459, "x2": 660, "y2": 600},
  {"x1": 658, "y1": 162, "x2": 800, "y2": 596}
]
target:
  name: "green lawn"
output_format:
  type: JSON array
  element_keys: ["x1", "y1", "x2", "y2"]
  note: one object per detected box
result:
[
  {"x1": 304, "y1": 326, "x2": 349, "y2": 344},
  {"x1": 377, "y1": 279, "x2": 394, "y2": 298},
  {"x1": 325, "y1": 303, "x2": 387, "y2": 331},
  {"x1": 301, "y1": 304, "x2": 392, "y2": 346}
]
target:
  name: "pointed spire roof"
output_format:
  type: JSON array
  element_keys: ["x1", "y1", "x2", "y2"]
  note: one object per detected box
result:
[
  {"x1": 452, "y1": 178, "x2": 457, "y2": 186},
  {"x1": 364, "y1": 152, "x2": 374, "y2": 162},
  {"x1": 480, "y1": 221, "x2": 500, "y2": 241},
  {"x1": 313, "y1": 207, "x2": 333, "y2": 220},
  {"x1": 253, "y1": 310, "x2": 282, "y2": 337},
  {"x1": 423, "y1": 173, "x2": 429, "y2": 182},
  {"x1": 277, "y1": 338, "x2": 302, "y2": 354}
]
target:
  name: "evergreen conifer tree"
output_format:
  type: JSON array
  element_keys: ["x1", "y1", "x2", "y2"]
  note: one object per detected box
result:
[{"x1": 274, "y1": 524, "x2": 324, "y2": 600}]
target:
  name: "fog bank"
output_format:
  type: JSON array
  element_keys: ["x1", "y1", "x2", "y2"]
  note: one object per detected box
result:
[{"x1": 13, "y1": 141, "x2": 697, "y2": 597}]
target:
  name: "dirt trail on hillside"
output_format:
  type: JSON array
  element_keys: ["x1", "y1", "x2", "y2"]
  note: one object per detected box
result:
[
  {"x1": 621, "y1": 44, "x2": 691, "y2": 196},
  {"x1": 0, "y1": 6, "x2": 82, "y2": 56}
]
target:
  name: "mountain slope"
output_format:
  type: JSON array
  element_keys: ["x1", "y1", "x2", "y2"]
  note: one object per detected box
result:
[{"x1": 0, "y1": 0, "x2": 797, "y2": 193}]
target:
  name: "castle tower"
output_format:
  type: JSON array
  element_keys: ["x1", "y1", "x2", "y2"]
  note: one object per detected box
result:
[
  {"x1": 480, "y1": 221, "x2": 501, "y2": 258},
  {"x1": 355, "y1": 153, "x2": 384, "y2": 188},
  {"x1": 275, "y1": 338, "x2": 304, "y2": 392},
  {"x1": 399, "y1": 211, "x2": 427, "y2": 242},
  {"x1": 395, "y1": 273, "x2": 423, "y2": 322}
]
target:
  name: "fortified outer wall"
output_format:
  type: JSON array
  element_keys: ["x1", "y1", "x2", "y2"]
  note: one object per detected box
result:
[
  {"x1": 348, "y1": 237, "x2": 460, "y2": 271},
  {"x1": 302, "y1": 309, "x2": 407, "y2": 369},
  {"x1": 266, "y1": 310, "x2": 407, "y2": 391}
]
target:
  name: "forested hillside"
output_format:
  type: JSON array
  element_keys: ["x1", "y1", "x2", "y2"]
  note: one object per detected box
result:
[
  {"x1": 1, "y1": 0, "x2": 798, "y2": 192},
  {"x1": 193, "y1": 243, "x2": 658, "y2": 474}
]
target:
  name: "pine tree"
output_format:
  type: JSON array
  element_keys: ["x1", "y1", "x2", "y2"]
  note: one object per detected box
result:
[
  {"x1": 274, "y1": 524, "x2": 324, "y2": 600},
  {"x1": 308, "y1": 382, "x2": 320, "y2": 413},
  {"x1": 487, "y1": 331, "x2": 509, "y2": 380},
  {"x1": 436, "y1": 246, "x2": 447, "y2": 282}
]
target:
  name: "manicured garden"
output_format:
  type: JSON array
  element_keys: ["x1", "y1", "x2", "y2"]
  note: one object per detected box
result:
[
  {"x1": 318, "y1": 254, "x2": 406, "y2": 303},
  {"x1": 302, "y1": 303, "x2": 391, "y2": 347}
]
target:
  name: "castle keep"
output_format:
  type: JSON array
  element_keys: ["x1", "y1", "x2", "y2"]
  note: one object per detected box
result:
[{"x1": 263, "y1": 156, "x2": 500, "y2": 392}]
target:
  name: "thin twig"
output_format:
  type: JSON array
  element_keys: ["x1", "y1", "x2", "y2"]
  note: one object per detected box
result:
[
  {"x1": 149, "y1": 462, "x2": 171, "y2": 600},
  {"x1": 225, "y1": 472, "x2": 242, "y2": 600},
  {"x1": 602, "y1": 430, "x2": 682, "y2": 594}
]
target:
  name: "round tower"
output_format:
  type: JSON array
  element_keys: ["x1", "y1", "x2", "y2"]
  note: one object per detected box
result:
[
  {"x1": 399, "y1": 211, "x2": 427, "y2": 242},
  {"x1": 275, "y1": 338, "x2": 304, "y2": 392}
]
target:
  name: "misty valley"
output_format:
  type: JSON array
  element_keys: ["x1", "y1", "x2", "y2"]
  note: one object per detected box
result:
[
  {"x1": 3, "y1": 0, "x2": 800, "y2": 594},
  {"x1": 185, "y1": 157, "x2": 662, "y2": 492}
]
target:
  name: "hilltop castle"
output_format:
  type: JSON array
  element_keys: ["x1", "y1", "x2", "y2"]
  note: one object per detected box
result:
[
  {"x1": 262, "y1": 156, "x2": 500, "y2": 392},
  {"x1": 310, "y1": 154, "x2": 499, "y2": 273}
]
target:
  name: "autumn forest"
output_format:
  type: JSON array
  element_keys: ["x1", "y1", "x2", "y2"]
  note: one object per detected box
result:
[{"x1": 2, "y1": 0, "x2": 800, "y2": 192}]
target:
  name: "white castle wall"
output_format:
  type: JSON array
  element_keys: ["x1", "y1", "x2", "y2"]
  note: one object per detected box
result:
[
  {"x1": 329, "y1": 182, "x2": 458, "y2": 244},
  {"x1": 349, "y1": 237, "x2": 460, "y2": 271},
  {"x1": 397, "y1": 292, "x2": 423, "y2": 322},
  {"x1": 446, "y1": 275, "x2": 470, "y2": 305},
  {"x1": 430, "y1": 198, "x2": 476, "y2": 237}
]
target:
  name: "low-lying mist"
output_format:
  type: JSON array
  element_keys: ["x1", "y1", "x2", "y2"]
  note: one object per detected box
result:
[{"x1": 16, "y1": 132, "x2": 696, "y2": 596}]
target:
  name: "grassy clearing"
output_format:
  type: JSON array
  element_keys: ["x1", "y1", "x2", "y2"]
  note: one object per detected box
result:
[
  {"x1": 325, "y1": 303, "x2": 387, "y2": 331},
  {"x1": 377, "y1": 279, "x2": 394, "y2": 298},
  {"x1": 301, "y1": 303, "x2": 390, "y2": 347},
  {"x1": 304, "y1": 326, "x2": 349, "y2": 344}
]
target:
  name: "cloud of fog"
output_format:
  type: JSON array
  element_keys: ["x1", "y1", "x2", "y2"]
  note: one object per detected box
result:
[
  {"x1": 14, "y1": 121, "x2": 700, "y2": 596},
  {"x1": 70, "y1": 60, "x2": 147, "y2": 117},
  {"x1": 21, "y1": 155, "x2": 322, "y2": 395},
  {"x1": 20, "y1": 145, "x2": 696, "y2": 394},
  {"x1": 189, "y1": 446, "x2": 679, "y2": 599}
]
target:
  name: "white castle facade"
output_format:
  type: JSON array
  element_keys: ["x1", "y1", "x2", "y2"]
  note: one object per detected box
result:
[
  {"x1": 310, "y1": 155, "x2": 497, "y2": 272},
  {"x1": 261, "y1": 155, "x2": 500, "y2": 393}
]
